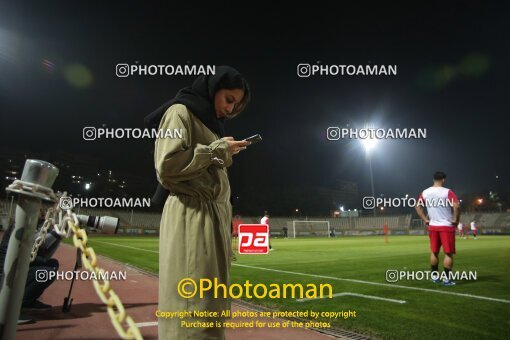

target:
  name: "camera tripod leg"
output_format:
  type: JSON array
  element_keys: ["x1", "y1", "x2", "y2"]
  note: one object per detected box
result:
[{"x1": 62, "y1": 248, "x2": 81, "y2": 313}]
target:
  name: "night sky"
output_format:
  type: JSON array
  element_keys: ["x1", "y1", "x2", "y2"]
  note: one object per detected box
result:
[{"x1": 1, "y1": 2, "x2": 508, "y2": 214}]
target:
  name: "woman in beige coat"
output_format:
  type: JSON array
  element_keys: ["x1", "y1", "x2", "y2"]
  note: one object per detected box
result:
[{"x1": 147, "y1": 66, "x2": 250, "y2": 339}]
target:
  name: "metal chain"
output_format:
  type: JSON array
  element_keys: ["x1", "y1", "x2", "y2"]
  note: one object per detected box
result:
[
  {"x1": 20, "y1": 186, "x2": 143, "y2": 339},
  {"x1": 67, "y1": 211, "x2": 143, "y2": 340},
  {"x1": 30, "y1": 207, "x2": 56, "y2": 261},
  {"x1": 30, "y1": 192, "x2": 74, "y2": 261},
  {"x1": 8, "y1": 179, "x2": 60, "y2": 261},
  {"x1": 7, "y1": 179, "x2": 58, "y2": 202}
]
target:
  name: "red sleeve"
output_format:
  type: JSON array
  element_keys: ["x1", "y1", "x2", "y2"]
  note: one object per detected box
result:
[
  {"x1": 448, "y1": 190, "x2": 459, "y2": 203},
  {"x1": 417, "y1": 193, "x2": 424, "y2": 205}
]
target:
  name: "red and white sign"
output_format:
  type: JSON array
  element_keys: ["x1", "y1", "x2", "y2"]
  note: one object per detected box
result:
[{"x1": 238, "y1": 224, "x2": 269, "y2": 254}]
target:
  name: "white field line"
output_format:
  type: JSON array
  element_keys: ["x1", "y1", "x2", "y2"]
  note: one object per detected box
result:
[
  {"x1": 296, "y1": 292, "x2": 406, "y2": 304},
  {"x1": 89, "y1": 241, "x2": 510, "y2": 304},
  {"x1": 134, "y1": 321, "x2": 158, "y2": 328},
  {"x1": 92, "y1": 240, "x2": 159, "y2": 253},
  {"x1": 233, "y1": 264, "x2": 510, "y2": 304}
]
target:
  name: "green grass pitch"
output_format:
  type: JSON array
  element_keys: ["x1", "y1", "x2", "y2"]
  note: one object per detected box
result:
[{"x1": 73, "y1": 235, "x2": 510, "y2": 339}]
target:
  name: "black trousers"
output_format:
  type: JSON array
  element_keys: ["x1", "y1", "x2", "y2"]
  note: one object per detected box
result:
[{"x1": 23, "y1": 258, "x2": 59, "y2": 306}]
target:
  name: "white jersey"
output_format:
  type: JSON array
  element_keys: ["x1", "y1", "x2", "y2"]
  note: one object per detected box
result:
[
  {"x1": 470, "y1": 222, "x2": 477, "y2": 230},
  {"x1": 418, "y1": 186, "x2": 458, "y2": 228},
  {"x1": 260, "y1": 216, "x2": 269, "y2": 227}
]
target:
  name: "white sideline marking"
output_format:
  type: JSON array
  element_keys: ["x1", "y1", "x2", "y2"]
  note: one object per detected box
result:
[
  {"x1": 92, "y1": 240, "x2": 159, "y2": 253},
  {"x1": 233, "y1": 264, "x2": 510, "y2": 304},
  {"x1": 135, "y1": 321, "x2": 158, "y2": 328},
  {"x1": 297, "y1": 292, "x2": 406, "y2": 304},
  {"x1": 89, "y1": 241, "x2": 510, "y2": 305}
]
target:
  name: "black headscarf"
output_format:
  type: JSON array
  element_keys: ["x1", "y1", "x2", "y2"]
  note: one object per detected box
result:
[{"x1": 144, "y1": 65, "x2": 245, "y2": 207}]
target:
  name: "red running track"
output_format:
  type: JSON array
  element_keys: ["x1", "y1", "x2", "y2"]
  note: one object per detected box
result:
[{"x1": 15, "y1": 242, "x2": 336, "y2": 340}]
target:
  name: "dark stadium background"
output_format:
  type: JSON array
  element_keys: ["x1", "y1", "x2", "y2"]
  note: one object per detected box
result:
[{"x1": 0, "y1": 2, "x2": 508, "y2": 216}]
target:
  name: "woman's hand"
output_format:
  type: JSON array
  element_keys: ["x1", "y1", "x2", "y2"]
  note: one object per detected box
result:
[{"x1": 222, "y1": 137, "x2": 251, "y2": 155}]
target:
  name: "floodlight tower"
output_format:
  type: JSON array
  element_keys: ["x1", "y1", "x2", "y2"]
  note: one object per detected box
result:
[{"x1": 362, "y1": 136, "x2": 378, "y2": 216}]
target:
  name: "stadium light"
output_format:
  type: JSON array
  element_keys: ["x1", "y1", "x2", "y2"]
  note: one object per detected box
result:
[
  {"x1": 361, "y1": 125, "x2": 377, "y2": 216},
  {"x1": 361, "y1": 138, "x2": 378, "y2": 154},
  {"x1": 85, "y1": 183, "x2": 91, "y2": 190},
  {"x1": 340, "y1": 206, "x2": 345, "y2": 212},
  {"x1": 477, "y1": 198, "x2": 483, "y2": 204}
]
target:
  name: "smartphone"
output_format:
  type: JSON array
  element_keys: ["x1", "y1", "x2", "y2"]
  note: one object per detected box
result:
[{"x1": 244, "y1": 134, "x2": 262, "y2": 145}]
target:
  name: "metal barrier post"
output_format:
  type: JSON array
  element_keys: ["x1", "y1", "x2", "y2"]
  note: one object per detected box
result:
[{"x1": 0, "y1": 160, "x2": 58, "y2": 340}]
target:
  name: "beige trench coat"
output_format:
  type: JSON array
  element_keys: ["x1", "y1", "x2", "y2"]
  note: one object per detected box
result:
[{"x1": 155, "y1": 104, "x2": 233, "y2": 339}]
